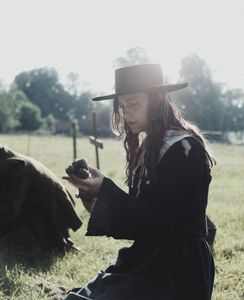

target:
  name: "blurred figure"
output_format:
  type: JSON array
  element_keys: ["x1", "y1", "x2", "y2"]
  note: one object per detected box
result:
[{"x1": 0, "y1": 144, "x2": 82, "y2": 253}]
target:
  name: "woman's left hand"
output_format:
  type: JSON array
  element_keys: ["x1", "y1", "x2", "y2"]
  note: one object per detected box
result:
[{"x1": 62, "y1": 166, "x2": 104, "y2": 195}]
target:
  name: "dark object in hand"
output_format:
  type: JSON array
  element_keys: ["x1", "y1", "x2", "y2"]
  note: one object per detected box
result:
[{"x1": 65, "y1": 158, "x2": 89, "y2": 179}]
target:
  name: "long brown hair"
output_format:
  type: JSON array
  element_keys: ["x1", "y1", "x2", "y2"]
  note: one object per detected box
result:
[{"x1": 112, "y1": 88, "x2": 215, "y2": 183}]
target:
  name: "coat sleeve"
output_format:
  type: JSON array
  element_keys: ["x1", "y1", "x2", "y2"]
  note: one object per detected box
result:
[
  {"x1": 0, "y1": 160, "x2": 29, "y2": 236},
  {"x1": 86, "y1": 138, "x2": 211, "y2": 240}
]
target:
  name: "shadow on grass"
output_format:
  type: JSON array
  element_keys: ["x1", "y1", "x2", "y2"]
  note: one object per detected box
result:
[{"x1": 0, "y1": 246, "x2": 67, "y2": 298}]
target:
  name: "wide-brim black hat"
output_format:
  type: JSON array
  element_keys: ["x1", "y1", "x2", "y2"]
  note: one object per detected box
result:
[{"x1": 92, "y1": 64, "x2": 188, "y2": 101}]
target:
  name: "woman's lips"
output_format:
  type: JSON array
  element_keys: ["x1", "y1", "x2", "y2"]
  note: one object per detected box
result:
[{"x1": 127, "y1": 121, "x2": 136, "y2": 126}]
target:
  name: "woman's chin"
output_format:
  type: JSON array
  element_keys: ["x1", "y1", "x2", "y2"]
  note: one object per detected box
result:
[{"x1": 130, "y1": 127, "x2": 140, "y2": 134}]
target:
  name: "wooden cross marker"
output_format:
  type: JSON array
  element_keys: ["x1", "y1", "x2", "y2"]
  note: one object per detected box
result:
[
  {"x1": 89, "y1": 111, "x2": 103, "y2": 169},
  {"x1": 71, "y1": 121, "x2": 77, "y2": 160}
]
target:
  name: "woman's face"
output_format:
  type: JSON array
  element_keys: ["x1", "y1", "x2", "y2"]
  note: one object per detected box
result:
[{"x1": 118, "y1": 92, "x2": 149, "y2": 134}]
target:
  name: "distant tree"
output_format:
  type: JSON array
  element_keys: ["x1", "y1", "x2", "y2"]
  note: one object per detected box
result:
[
  {"x1": 72, "y1": 91, "x2": 95, "y2": 134},
  {"x1": 18, "y1": 101, "x2": 44, "y2": 131},
  {"x1": 74, "y1": 91, "x2": 94, "y2": 119},
  {"x1": 222, "y1": 88, "x2": 244, "y2": 132},
  {"x1": 113, "y1": 47, "x2": 151, "y2": 68},
  {"x1": 0, "y1": 87, "x2": 28, "y2": 132},
  {"x1": 65, "y1": 72, "x2": 81, "y2": 96},
  {"x1": 14, "y1": 68, "x2": 74, "y2": 121},
  {"x1": 95, "y1": 102, "x2": 113, "y2": 137},
  {"x1": 176, "y1": 54, "x2": 224, "y2": 131},
  {"x1": 44, "y1": 114, "x2": 56, "y2": 133},
  {"x1": 0, "y1": 92, "x2": 18, "y2": 132}
]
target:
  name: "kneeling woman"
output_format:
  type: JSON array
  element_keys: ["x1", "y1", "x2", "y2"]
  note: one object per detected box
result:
[{"x1": 63, "y1": 64, "x2": 215, "y2": 300}]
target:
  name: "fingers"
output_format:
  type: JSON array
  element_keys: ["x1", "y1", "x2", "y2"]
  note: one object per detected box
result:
[
  {"x1": 88, "y1": 166, "x2": 100, "y2": 177},
  {"x1": 63, "y1": 166, "x2": 104, "y2": 193},
  {"x1": 62, "y1": 174, "x2": 93, "y2": 192},
  {"x1": 62, "y1": 175, "x2": 80, "y2": 188}
]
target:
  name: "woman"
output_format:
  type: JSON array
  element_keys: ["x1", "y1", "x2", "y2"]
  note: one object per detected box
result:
[{"x1": 63, "y1": 64, "x2": 215, "y2": 300}]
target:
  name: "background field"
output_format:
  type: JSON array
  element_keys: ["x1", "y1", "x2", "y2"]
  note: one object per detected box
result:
[{"x1": 0, "y1": 134, "x2": 243, "y2": 300}]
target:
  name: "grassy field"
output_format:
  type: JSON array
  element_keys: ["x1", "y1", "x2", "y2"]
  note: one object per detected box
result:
[{"x1": 0, "y1": 134, "x2": 243, "y2": 300}]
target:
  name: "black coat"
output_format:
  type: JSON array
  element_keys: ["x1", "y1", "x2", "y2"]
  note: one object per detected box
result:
[
  {"x1": 0, "y1": 146, "x2": 82, "y2": 252},
  {"x1": 65, "y1": 137, "x2": 215, "y2": 300}
]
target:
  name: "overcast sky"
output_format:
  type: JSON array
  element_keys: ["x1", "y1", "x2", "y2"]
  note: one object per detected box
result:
[{"x1": 0, "y1": 0, "x2": 243, "y2": 95}]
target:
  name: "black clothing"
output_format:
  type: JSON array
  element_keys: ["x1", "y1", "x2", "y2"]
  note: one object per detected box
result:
[
  {"x1": 0, "y1": 146, "x2": 82, "y2": 252},
  {"x1": 206, "y1": 216, "x2": 217, "y2": 246},
  {"x1": 65, "y1": 137, "x2": 214, "y2": 300}
]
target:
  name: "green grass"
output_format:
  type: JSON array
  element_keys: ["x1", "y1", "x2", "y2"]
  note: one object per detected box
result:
[{"x1": 0, "y1": 134, "x2": 243, "y2": 300}]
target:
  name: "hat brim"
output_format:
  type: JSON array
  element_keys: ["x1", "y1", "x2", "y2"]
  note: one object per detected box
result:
[{"x1": 92, "y1": 82, "x2": 189, "y2": 101}]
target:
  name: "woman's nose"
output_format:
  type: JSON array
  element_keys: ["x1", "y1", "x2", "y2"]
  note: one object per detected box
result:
[{"x1": 123, "y1": 110, "x2": 133, "y2": 120}]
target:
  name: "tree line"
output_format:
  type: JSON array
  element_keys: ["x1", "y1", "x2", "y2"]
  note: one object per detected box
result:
[{"x1": 0, "y1": 48, "x2": 243, "y2": 139}]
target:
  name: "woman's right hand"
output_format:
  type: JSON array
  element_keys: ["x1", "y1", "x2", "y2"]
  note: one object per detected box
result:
[
  {"x1": 63, "y1": 167, "x2": 104, "y2": 194},
  {"x1": 63, "y1": 166, "x2": 104, "y2": 212}
]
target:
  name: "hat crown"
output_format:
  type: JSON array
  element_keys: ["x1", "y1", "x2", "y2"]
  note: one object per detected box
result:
[{"x1": 115, "y1": 64, "x2": 164, "y2": 95}]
